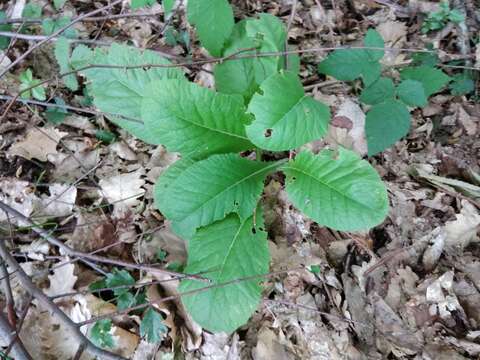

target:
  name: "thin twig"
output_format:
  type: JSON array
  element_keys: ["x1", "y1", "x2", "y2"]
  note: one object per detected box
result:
[
  {"x1": 77, "y1": 267, "x2": 304, "y2": 326},
  {"x1": 0, "y1": 9, "x2": 165, "y2": 25},
  {"x1": 5, "y1": 294, "x2": 33, "y2": 356},
  {"x1": 0, "y1": 31, "x2": 111, "y2": 45},
  {"x1": 0, "y1": 313, "x2": 33, "y2": 360},
  {"x1": 0, "y1": 0, "x2": 123, "y2": 78},
  {"x1": 0, "y1": 240, "x2": 126, "y2": 360},
  {"x1": 0, "y1": 263, "x2": 16, "y2": 327},
  {"x1": 0, "y1": 201, "x2": 209, "y2": 282}
]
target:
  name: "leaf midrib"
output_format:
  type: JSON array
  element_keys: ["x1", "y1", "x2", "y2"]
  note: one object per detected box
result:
[
  {"x1": 170, "y1": 106, "x2": 250, "y2": 141},
  {"x1": 176, "y1": 159, "x2": 284, "y2": 222},
  {"x1": 283, "y1": 164, "x2": 380, "y2": 211}
]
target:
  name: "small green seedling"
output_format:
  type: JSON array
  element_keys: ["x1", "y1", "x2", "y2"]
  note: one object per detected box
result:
[
  {"x1": 19, "y1": 69, "x2": 46, "y2": 101},
  {"x1": 421, "y1": 1, "x2": 464, "y2": 34}
]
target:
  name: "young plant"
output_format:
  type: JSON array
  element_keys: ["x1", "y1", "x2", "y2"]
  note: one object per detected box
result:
[
  {"x1": 89, "y1": 269, "x2": 167, "y2": 343},
  {"x1": 19, "y1": 68, "x2": 46, "y2": 101},
  {"x1": 318, "y1": 30, "x2": 453, "y2": 155},
  {"x1": 421, "y1": 1, "x2": 465, "y2": 34},
  {"x1": 70, "y1": 1, "x2": 389, "y2": 333}
]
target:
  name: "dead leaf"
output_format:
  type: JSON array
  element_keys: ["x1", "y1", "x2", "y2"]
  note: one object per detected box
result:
[
  {"x1": 99, "y1": 168, "x2": 145, "y2": 208},
  {"x1": 327, "y1": 99, "x2": 367, "y2": 156},
  {"x1": 252, "y1": 327, "x2": 291, "y2": 360},
  {"x1": 8, "y1": 126, "x2": 67, "y2": 162},
  {"x1": 37, "y1": 183, "x2": 77, "y2": 218},
  {"x1": 445, "y1": 200, "x2": 480, "y2": 253},
  {"x1": 45, "y1": 262, "x2": 77, "y2": 297},
  {"x1": 0, "y1": 178, "x2": 37, "y2": 225}
]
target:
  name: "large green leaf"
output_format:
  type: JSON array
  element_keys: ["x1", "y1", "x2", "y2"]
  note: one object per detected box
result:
[
  {"x1": 246, "y1": 71, "x2": 330, "y2": 151},
  {"x1": 157, "y1": 153, "x2": 280, "y2": 232},
  {"x1": 318, "y1": 29, "x2": 384, "y2": 86},
  {"x1": 400, "y1": 66, "x2": 451, "y2": 97},
  {"x1": 154, "y1": 157, "x2": 198, "y2": 240},
  {"x1": 282, "y1": 148, "x2": 389, "y2": 230},
  {"x1": 74, "y1": 43, "x2": 184, "y2": 144},
  {"x1": 246, "y1": 13, "x2": 287, "y2": 84},
  {"x1": 365, "y1": 100, "x2": 411, "y2": 156},
  {"x1": 142, "y1": 80, "x2": 254, "y2": 158},
  {"x1": 180, "y1": 212, "x2": 269, "y2": 333},
  {"x1": 214, "y1": 15, "x2": 299, "y2": 99},
  {"x1": 187, "y1": 0, "x2": 234, "y2": 57},
  {"x1": 214, "y1": 20, "x2": 258, "y2": 99}
]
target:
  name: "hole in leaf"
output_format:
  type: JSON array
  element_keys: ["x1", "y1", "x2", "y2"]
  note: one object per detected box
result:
[
  {"x1": 264, "y1": 128, "x2": 273, "y2": 138},
  {"x1": 251, "y1": 227, "x2": 257, "y2": 234}
]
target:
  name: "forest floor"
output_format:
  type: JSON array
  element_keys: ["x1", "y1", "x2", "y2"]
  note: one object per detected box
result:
[{"x1": 0, "y1": 0, "x2": 480, "y2": 359}]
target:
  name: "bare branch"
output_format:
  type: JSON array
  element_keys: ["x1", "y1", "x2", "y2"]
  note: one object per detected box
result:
[
  {"x1": 0, "y1": 0, "x2": 123, "y2": 78},
  {"x1": 77, "y1": 267, "x2": 303, "y2": 327},
  {"x1": 0, "y1": 313, "x2": 33, "y2": 360},
  {"x1": 0, "y1": 200, "x2": 209, "y2": 282}
]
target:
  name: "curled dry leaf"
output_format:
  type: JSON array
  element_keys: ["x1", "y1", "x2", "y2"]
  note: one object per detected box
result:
[{"x1": 8, "y1": 126, "x2": 67, "y2": 162}]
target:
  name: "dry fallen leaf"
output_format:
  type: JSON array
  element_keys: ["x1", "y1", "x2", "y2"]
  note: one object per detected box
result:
[
  {"x1": 99, "y1": 168, "x2": 146, "y2": 208},
  {"x1": 445, "y1": 200, "x2": 480, "y2": 253},
  {"x1": 45, "y1": 262, "x2": 78, "y2": 298},
  {"x1": 327, "y1": 99, "x2": 367, "y2": 156},
  {"x1": 8, "y1": 126, "x2": 67, "y2": 162},
  {"x1": 0, "y1": 178, "x2": 37, "y2": 225}
]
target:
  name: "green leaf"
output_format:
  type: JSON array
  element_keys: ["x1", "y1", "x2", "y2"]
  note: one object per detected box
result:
[
  {"x1": 131, "y1": 0, "x2": 157, "y2": 8},
  {"x1": 141, "y1": 308, "x2": 167, "y2": 343},
  {"x1": 156, "y1": 153, "x2": 279, "y2": 232},
  {"x1": 19, "y1": 69, "x2": 33, "y2": 84},
  {"x1": 117, "y1": 292, "x2": 136, "y2": 310},
  {"x1": 31, "y1": 81, "x2": 46, "y2": 101},
  {"x1": 365, "y1": 100, "x2": 411, "y2": 156},
  {"x1": 364, "y1": 29, "x2": 385, "y2": 62},
  {"x1": 90, "y1": 320, "x2": 115, "y2": 349},
  {"x1": 282, "y1": 148, "x2": 389, "y2": 230},
  {"x1": 22, "y1": 2, "x2": 42, "y2": 17},
  {"x1": 318, "y1": 29, "x2": 383, "y2": 86},
  {"x1": 359, "y1": 77, "x2": 395, "y2": 105},
  {"x1": 180, "y1": 213, "x2": 269, "y2": 333},
  {"x1": 75, "y1": 43, "x2": 184, "y2": 144},
  {"x1": 214, "y1": 20, "x2": 258, "y2": 99},
  {"x1": 187, "y1": 0, "x2": 234, "y2": 56},
  {"x1": 54, "y1": 0, "x2": 67, "y2": 10},
  {"x1": 95, "y1": 130, "x2": 116, "y2": 144},
  {"x1": 396, "y1": 79, "x2": 427, "y2": 107},
  {"x1": 400, "y1": 66, "x2": 451, "y2": 97},
  {"x1": 44, "y1": 97, "x2": 68, "y2": 124},
  {"x1": 214, "y1": 15, "x2": 298, "y2": 99},
  {"x1": 54, "y1": 37, "x2": 78, "y2": 91},
  {"x1": 0, "y1": 11, "x2": 12, "y2": 50},
  {"x1": 411, "y1": 46, "x2": 439, "y2": 67},
  {"x1": 448, "y1": 9, "x2": 465, "y2": 23},
  {"x1": 246, "y1": 14, "x2": 289, "y2": 83},
  {"x1": 246, "y1": 71, "x2": 330, "y2": 151},
  {"x1": 163, "y1": 0, "x2": 175, "y2": 17},
  {"x1": 449, "y1": 73, "x2": 475, "y2": 96},
  {"x1": 142, "y1": 79, "x2": 254, "y2": 158},
  {"x1": 42, "y1": 17, "x2": 77, "y2": 38},
  {"x1": 105, "y1": 269, "x2": 135, "y2": 296}
]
